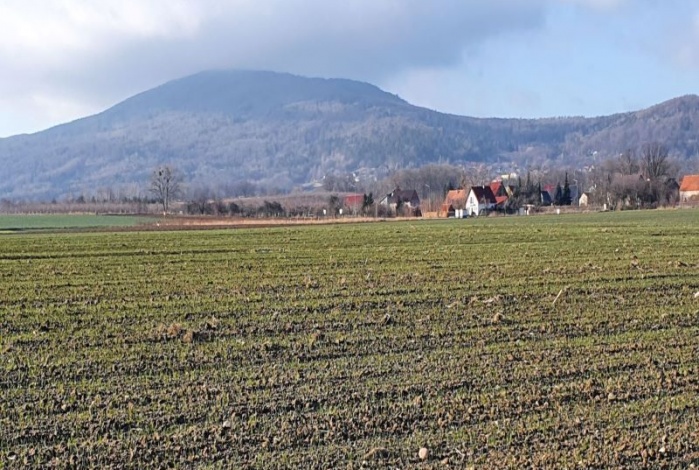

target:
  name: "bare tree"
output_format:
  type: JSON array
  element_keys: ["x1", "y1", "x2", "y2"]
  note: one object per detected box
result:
[
  {"x1": 150, "y1": 165, "x2": 182, "y2": 214},
  {"x1": 618, "y1": 148, "x2": 640, "y2": 175},
  {"x1": 228, "y1": 180, "x2": 258, "y2": 197},
  {"x1": 461, "y1": 163, "x2": 491, "y2": 188},
  {"x1": 640, "y1": 142, "x2": 670, "y2": 180}
]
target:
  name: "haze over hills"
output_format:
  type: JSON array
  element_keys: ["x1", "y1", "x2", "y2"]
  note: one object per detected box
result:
[{"x1": 0, "y1": 69, "x2": 698, "y2": 200}]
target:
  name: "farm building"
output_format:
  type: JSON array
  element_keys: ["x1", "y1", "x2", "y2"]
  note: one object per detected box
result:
[
  {"x1": 664, "y1": 178, "x2": 680, "y2": 205},
  {"x1": 380, "y1": 189, "x2": 421, "y2": 216},
  {"x1": 544, "y1": 184, "x2": 579, "y2": 205},
  {"x1": 540, "y1": 190, "x2": 553, "y2": 206},
  {"x1": 344, "y1": 194, "x2": 365, "y2": 214},
  {"x1": 680, "y1": 175, "x2": 699, "y2": 202},
  {"x1": 490, "y1": 181, "x2": 515, "y2": 211},
  {"x1": 466, "y1": 186, "x2": 497, "y2": 216},
  {"x1": 489, "y1": 181, "x2": 514, "y2": 198},
  {"x1": 490, "y1": 181, "x2": 504, "y2": 199},
  {"x1": 441, "y1": 189, "x2": 467, "y2": 217}
]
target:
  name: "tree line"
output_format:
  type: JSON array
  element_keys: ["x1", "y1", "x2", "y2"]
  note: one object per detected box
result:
[
  {"x1": 4, "y1": 140, "x2": 683, "y2": 216},
  {"x1": 145, "y1": 142, "x2": 683, "y2": 217}
]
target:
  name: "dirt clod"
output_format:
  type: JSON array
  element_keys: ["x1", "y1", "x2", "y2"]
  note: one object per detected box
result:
[
  {"x1": 419, "y1": 447, "x2": 429, "y2": 460},
  {"x1": 182, "y1": 330, "x2": 196, "y2": 344}
]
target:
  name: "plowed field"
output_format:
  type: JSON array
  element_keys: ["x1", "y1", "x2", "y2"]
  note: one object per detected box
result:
[{"x1": 2, "y1": 210, "x2": 699, "y2": 468}]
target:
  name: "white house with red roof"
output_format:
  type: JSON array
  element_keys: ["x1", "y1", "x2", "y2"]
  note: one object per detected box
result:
[{"x1": 466, "y1": 186, "x2": 497, "y2": 216}]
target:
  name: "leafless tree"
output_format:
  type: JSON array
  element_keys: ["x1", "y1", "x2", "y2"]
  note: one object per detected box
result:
[
  {"x1": 228, "y1": 180, "x2": 258, "y2": 197},
  {"x1": 618, "y1": 148, "x2": 640, "y2": 175},
  {"x1": 461, "y1": 163, "x2": 491, "y2": 188},
  {"x1": 640, "y1": 142, "x2": 671, "y2": 180},
  {"x1": 150, "y1": 165, "x2": 182, "y2": 214}
]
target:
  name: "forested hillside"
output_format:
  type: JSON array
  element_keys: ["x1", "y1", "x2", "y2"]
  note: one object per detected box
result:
[{"x1": 0, "y1": 70, "x2": 697, "y2": 199}]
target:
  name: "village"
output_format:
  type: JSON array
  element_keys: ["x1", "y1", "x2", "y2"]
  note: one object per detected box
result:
[{"x1": 347, "y1": 173, "x2": 699, "y2": 219}]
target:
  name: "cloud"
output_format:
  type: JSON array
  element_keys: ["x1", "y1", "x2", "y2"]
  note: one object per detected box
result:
[
  {"x1": 0, "y1": 1, "x2": 200, "y2": 67},
  {"x1": 0, "y1": 1, "x2": 552, "y2": 134},
  {"x1": 0, "y1": 0, "x2": 656, "y2": 135},
  {"x1": 44, "y1": 0, "x2": 548, "y2": 88}
]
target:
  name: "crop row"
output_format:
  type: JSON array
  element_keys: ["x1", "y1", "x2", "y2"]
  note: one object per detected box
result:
[{"x1": 2, "y1": 210, "x2": 699, "y2": 468}]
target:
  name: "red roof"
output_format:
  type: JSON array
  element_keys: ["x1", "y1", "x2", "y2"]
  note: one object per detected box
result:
[
  {"x1": 490, "y1": 182, "x2": 503, "y2": 195},
  {"x1": 495, "y1": 196, "x2": 508, "y2": 206},
  {"x1": 444, "y1": 189, "x2": 467, "y2": 205},
  {"x1": 680, "y1": 175, "x2": 699, "y2": 192},
  {"x1": 344, "y1": 194, "x2": 364, "y2": 206}
]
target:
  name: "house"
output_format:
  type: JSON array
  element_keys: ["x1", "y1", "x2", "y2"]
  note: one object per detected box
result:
[
  {"x1": 544, "y1": 182, "x2": 582, "y2": 205},
  {"x1": 344, "y1": 194, "x2": 365, "y2": 214},
  {"x1": 466, "y1": 186, "x2": 497, "y2": 216},
  {"x1": 441, "y1": 189, "x2": 467, "y2": 217},
  {"x1": 495, "y1": 195, "x2": 509, "y2": 210},
  {"x1": 579, "y1": 192, "x2": 590, "y2": 206},
  {"x1": 680, "y1": 175, "x2": 699, "y2": 203},
  {"x1": 490, "y1": 182, "x2": 509, "y2": 210},
  {"x1": 380, "y1": 188, "x2": 421, "y2": 215},
  {"x1": 540, "y1": 190, "x2": 553, "y2": 206},
  {"x1": 543, "y1": 184, "x2": 557, "y2": 199},
  {"x1": 490, "y1": 181, "x2": 514, "y2": 198},
  {"x1": 444, "y1": 189, "x2": 467, "y2": 206},
  {"x1": 490, "y1": 181, "x2": 504, "y2": 198},
  {"x1": 490, "y1": 181, "x2": 519, "y2": 212},
  {"x1": 664, "y1": 178, "x2": 680, "y2": 205}
]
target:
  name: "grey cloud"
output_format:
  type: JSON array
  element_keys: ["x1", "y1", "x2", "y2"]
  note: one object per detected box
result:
[{"x1": 46, "y1": 1, "x2": 548, "y2": 109}]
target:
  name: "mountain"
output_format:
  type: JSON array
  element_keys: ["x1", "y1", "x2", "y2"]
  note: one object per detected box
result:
[{"x1": 0, "y1": 70, "x2": 698, "y2": 200}]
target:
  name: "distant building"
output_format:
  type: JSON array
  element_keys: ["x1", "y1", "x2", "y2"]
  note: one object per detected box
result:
[
  {"x1": 680, "y1": 175, "x2": 699, "y2": 202},
  {"x1": 489, "y1": 181, "x2": 513, "y2": 199},
  {"x1": 579, "y1": 192, "x2": 590, "y2": 206},
  {"x1": 380, "y1": 188, "x2": 421, "y2": 216},
  {"x1": 540, "y1": 190, "x2": 553, "y2": 206},
  {"x1": 466, "y1": 186, "x2": 496, "y2": 216},
  {"x1": 441, "y1": 189, "x2": 467, "y2": 217},
  {"x1": 664, "y1": 178, "x2": 680, "y2": 205},
  {"x1": 344, "y1": 194, "x2": 365, "y2": 214},
  {"x1": 544, "y1": 183, "x2": 578, "y2": 205}
]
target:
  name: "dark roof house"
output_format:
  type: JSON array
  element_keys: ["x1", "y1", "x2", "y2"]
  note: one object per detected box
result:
[
  {"x1": 381, "y1": 189, "x2": 420, "y2": 208},
  {"x1": 470, "y1": 186, "x2": 497, "y2": 204},
  {"x1": 540, "y1": 190, "x2": 553, "y2": 206}
]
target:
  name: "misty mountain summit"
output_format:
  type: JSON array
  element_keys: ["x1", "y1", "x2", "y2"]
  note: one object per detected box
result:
[
  {"x1": 104, "y1": 70, "x2": 409, "y2": 120},
  {"x1": 0, "y1": 69, "x2": 697, "y2": 200}
]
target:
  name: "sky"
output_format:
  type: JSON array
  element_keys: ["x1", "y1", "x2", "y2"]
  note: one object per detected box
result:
[{"x1": 0, "y1": 0, "x2": 697, "y2": 137}]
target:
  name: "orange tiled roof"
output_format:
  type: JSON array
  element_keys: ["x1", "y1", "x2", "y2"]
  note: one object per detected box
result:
[
  {"x1": 444, "y1": 189, "x2": 467, "y2": 204},
  {"x1": 680, "y1": 175, "x2": 699, "y2": 192}
]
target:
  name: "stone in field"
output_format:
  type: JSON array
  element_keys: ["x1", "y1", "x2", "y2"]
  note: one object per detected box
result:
[{"x1": 419, "y1": 447, "x2": 429, "y2": 460}]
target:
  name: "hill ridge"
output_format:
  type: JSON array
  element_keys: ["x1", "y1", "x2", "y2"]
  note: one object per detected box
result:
[{"x1": 0, "y1": 70, "x2": 697, "y2": 199}]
